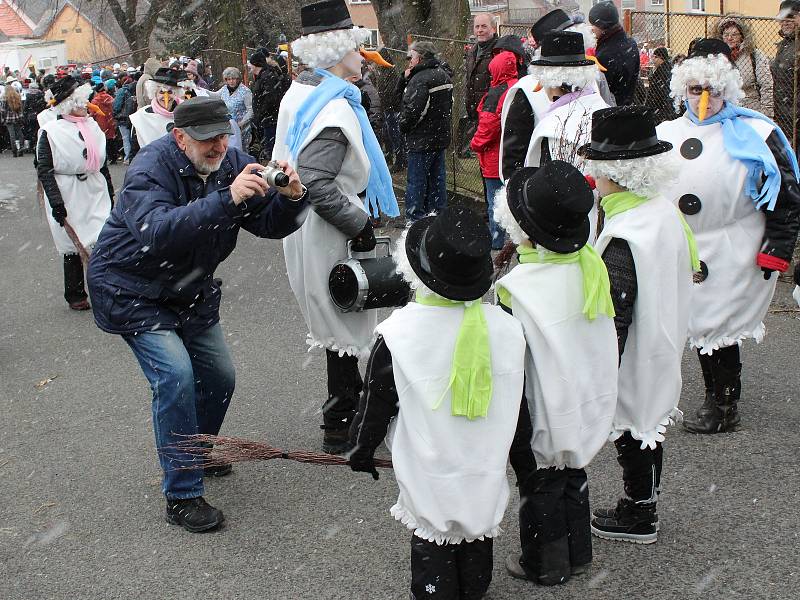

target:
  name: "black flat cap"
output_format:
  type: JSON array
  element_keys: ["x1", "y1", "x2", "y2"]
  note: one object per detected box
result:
[
  {"x1": 152, "y1": 67, "x2": 187, "y2": 88},
  {"x1": 171, "y1": 97, "x2": 233, "y2": 140}
]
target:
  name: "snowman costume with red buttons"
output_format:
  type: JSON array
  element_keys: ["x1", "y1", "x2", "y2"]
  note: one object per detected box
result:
[{"x1": 656, "y1": 39, "x2": 800, "y2": 434}]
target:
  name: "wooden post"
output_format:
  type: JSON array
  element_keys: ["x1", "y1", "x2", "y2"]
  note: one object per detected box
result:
[
  {"x1": 665, "y1": 0, "x2": 671, "y2": 50},
  {"x1": 407, "y1": 33, "x2": 413, "y2": 49},
  {"x1": 719, "y1": 0, "x2": 725, "y2": 15},
  {"x1": 623, "y1": 9, "x2": 632, "y2": 34},
  {"x1": 287, "y1": 43, "x2": 293, "y2": 78},
  {"x1": 242, "y1": 47, "x2": 249, "y2": 86}
]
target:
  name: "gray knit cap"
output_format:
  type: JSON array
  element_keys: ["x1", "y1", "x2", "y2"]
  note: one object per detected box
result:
[{"x1": 589, "y1": 1, "x2": 620, "y2": 29}]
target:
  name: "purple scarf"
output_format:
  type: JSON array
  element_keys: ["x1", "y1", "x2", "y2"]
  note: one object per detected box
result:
[{"x1": 545, "y1": 87, "x2": 595, "y2": 115}]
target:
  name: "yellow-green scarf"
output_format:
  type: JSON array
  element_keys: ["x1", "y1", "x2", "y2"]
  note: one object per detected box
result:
[
  {"x1": 500, "y1": 244, "x2": 615, "y2": 321},
  {"x1": 415, "y1": 291, "x2": 492, "y2": 420},
  {"x1": 601, "y1": 191, "x2": 701, "y2": 272}
]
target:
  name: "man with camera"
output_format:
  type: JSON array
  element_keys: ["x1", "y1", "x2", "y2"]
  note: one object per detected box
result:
[{"x1": 87, "y1": 97, "x2": 308, "y2": 532}]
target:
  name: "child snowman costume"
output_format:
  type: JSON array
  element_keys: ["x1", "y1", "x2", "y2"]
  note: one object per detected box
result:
[
  {"x1": 657, "y1": 39, "x2": 800, "y2": 434},
  {"x1": 348, "y1": 205, "x2": 527, "y2": 600},
  {"x1": 579, "y1": 106, "x2": 698, "y2": 544},
  {"x1": 493, "y1": 160, "x2": 618, "y2": 585},
  {"x1": 272, "y1": 0, "x2": 399, "y2": 454},
  {"x1": 36, "y1": 77, "x2": 114, "y2": 310},
  {"x1": 129, "y1": 67, "x2": 187, "y2": 149}
]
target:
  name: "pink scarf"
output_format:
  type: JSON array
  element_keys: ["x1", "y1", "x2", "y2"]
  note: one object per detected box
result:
[
  {"x1": 151, "y1": 96, "x2": 181, "y2": 118},
  {"x1": 63, "y1": 114, "x2": 101, "y2": 172}
]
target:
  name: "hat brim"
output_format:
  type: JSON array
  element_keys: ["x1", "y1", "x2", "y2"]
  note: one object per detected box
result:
[
  {"x1": 577, "y1": 140, "x2": 673, "y2": 160},
  {"x1": 530, "y1": 58, "x2": 595, "y2": 67},
  {"x1": 405, "y1": 217, "x2": 493, "y2": 302},
  {"x1": 506, "y1": 167, "x2": 591, "y2": 253},
  {"x1": 170, "y1": 121, "x2": 233, "y2": 141}
]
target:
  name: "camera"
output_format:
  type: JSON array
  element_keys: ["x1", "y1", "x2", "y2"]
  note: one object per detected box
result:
[{"x1": 259, "y1": 161, "x2": 290, "y2": 188}]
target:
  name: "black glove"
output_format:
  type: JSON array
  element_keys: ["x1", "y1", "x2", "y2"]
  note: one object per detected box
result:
[
  {"x1": 51, "y1": 203, "x2": 67, "y2": 227},
  {"x1": 350, "y1": 218, "x2": 377, "y2": 252},
  {"x1": 349, "y1": 448, "x2": 379, "y2": 481}
]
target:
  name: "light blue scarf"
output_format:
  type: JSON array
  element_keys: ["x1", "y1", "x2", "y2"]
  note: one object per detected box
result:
[
  {"x1": 684, "y1": 101, "x2": 800, "y2": 211},
  {"x1": 286, "y1": 68, "x2": 399, "y2": 218}
]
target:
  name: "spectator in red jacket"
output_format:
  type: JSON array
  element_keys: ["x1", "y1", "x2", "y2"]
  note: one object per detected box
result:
[
  {"x1": 470, "y1": 50, "x2": 518, "y2": 249},
  {"x1": 92, "y1": 81, "x2": 119, "y2": 164}
]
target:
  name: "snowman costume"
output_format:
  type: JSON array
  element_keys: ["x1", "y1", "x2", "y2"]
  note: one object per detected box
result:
[
  {"x1": 349, "y1": 206, "x2": 527, "y2": 600},
  {"x1": 499, "y1": 9, "x2": 613, "y2": 183},
  {"x1": 273, "y1": 0, "x2": 399, "y2": 454},
  {"x1": 579, "y1": 106, "x2": 697, "y2": 545},
  {"x1": 656, "y1": 39, "x2": 800, "y2": 434},
  {"x1": 129, "y1": 68, "x2": 187, "y2": 149},
  {"x1": 36, "y1": 78, "x2": 114, "y2": 309},
  {"x1": 493, "y1": 160, "x2": 617, "y2": 584}
]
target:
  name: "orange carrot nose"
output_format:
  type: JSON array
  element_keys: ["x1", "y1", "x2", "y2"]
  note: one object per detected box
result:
[
  {"x1": 586, "y1": 54, "x2": 607, "y2": 72},
  {"x1": 359, "y1": 48, "x2": 394, "y2": 68},
  {"x1": 698, "y1": 90, "x2": 710, "y2": 122},
  {"x1": 532, "y1": 81, "x2": 543, "y2": 93},
  {"x1": 87, "y1": 103, "x2": 104, "y2": 116}
]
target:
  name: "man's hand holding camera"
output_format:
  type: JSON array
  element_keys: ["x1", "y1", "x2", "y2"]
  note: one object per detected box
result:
[{"x1": 230, "y1": 160, "x2": 306, "y2": 205}]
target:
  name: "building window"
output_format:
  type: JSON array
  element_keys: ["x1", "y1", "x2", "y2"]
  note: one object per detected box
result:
[
  {"x1": 622, "y1": 0, "x2": 635, "y2": 8},
  {"x1": 365, "y1": 29, "x2": 379, "y2": 48},
  {"x1": 350, "y1": 0, "x2": 371, "y2": 4},
  {"x1": 691, "y1": 0, "x2": 706, "y2": 10},
  {"x1": 651, "y1": 0, "x2": 664, "y2": 6}
]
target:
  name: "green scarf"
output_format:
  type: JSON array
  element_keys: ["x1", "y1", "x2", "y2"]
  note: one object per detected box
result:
[
  {"x1": 513, "y1": 244, "x2": 616, "y2": 320},
  {"x1": 415, "y1": 291, "x2": 492, "y2": 420},
  {"x1": 601, "y1": 191, "x2": 701, "y2": 272}
]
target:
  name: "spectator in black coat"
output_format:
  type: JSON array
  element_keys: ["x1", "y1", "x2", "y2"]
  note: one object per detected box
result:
[
  {"x1": 398, "y1": 41, "x2": 453, "y2": 222},
  {"x1": 645, "y1": 47, "x2": 676, "y2": 124},
  {"x1": 589, "y1": 1, "x2": 640, "y2": 106},
  {"x1": 462, "y1": 13, "x2": 498, "y2": 156},
  {"x1": 375, "y1": 47, "x2": 407, "y2": 172},
  {"x1": 249, "y1": 49, "x2": 290, "y2": 160}
]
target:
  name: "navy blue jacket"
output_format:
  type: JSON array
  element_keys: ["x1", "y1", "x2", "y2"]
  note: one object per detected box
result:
[{"x1": 88, "y1": 134, "x2": 306, "y2": 336}]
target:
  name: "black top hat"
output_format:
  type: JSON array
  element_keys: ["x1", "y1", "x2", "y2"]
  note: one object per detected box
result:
[
  {"x1": 530, "y1": 31, "x2": 593, "y2": 67},
  {"x1": 48, "y1": 77, "x2": 81, "y2": 105},
  {"x1": 405, "y1": 206, "x2": 493, "y2": 301},
  {"x1": 301, "y1": 0, "x2": 354, "y2": 36},
  {"x1": 531, "y1": 9, "x2": 573, "y2": 42},
  {"x1": 506, "y1": 161, "x2": 594, "y2": 253},
  {"x1": 688, "y1": 38, "x2": 732, "y2": 60},
  {"x1": 578, "y1": 106, "x2": 673, "y2": 161},
  {"x1": 152, "y1": 67, "x2": 187, "y2": 87}
]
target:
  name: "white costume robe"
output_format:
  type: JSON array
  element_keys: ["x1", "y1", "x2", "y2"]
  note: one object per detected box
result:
[
  {"x1": 129, "y1": 105, "x2": 172, "y2": 148},
  {"x1": 595, "y1": 196, "x2": 694, "y2": 448},
  {"x1": 657, "y1": 115, "x2": 778, "y2": 354},
  {"x1": 38, "y1": 117, "x2": 111, "y2": 255},
  {"x1": 272, "y1": 80, "x2": 376, "y2": 358},
  {"x1": 377, "y1": 301, "x2": 525, "y2": 544},
  {"x1": 497, "y1": 262, "x2": 618, "y2": 469}
]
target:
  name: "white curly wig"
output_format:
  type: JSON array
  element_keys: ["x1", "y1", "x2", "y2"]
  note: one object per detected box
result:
[
  {"x1": 145, "y1": 79, "x2": 186, "y2": 101},
  {"x1": 291, "y1": 27, "x2": 372, "y2": 70},
  {"x1": 392, "y1": 226, "x2": 436, "y2": 298},
  {"x1": 584, "y1": 153, "x2": 680, "y2": 199},
  {"x1": 567, "y1": 22, "x2": 597, "y2": 52},
  {"x1": 528, "y1": 63, "x2": 597, "y2": 91},
  {"x1": 491, "y1": 186, "x2": 529, "y2": 246},
  {"x1": 46, "y1": 83, "x2": 93, "y2": 116},
  {"x1": 669, "y1": 53, "x2": 744, "y2": 110}
]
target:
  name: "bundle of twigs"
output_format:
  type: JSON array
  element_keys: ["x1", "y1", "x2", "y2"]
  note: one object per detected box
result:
[
  {"x1": 166, "y1": 434, "x2": 393, "y2": 470},
  {"x1": 492, "y1": 240, "x2": 518, "y2": 283}
]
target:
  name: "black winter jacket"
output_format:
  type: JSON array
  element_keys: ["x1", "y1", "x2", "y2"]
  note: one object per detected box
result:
[
  {"x1": 596, "y1": 26, "x2": 640, "y2": 106},
  {"x1": 464, "y1": 35, "x2": 498, "y2": 120},
  {"x1": 771, "y1": 33, "x2": 800, "y2": 147},
  {"x1": 251, "y1": 64, "x2": 290, "y2": 127},
  {"x1": 399, "y1": 58, "x2": 454, "y2": 152}
]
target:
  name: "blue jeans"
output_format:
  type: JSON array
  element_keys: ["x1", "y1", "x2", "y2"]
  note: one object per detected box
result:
[
  {"x1": 484, "y1": 177, "x2": 506, "y2": 250},
  {"x1": 118, "y1": 124, "x2": 132, "y2": 162},
  {"x1": 123, "y1": 323, "x2": 236, "y2": 499},
  {"x1": 405, "y1": 150, "x2": 447, "y2": 222}
]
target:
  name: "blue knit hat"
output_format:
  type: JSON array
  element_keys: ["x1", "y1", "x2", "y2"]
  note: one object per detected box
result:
[{"x1": 105, "y1": 79, "x2": 116, "y2": 91}]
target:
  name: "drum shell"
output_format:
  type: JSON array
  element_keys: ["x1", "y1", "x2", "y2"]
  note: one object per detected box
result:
[{"x1": 329, "y1": 256, "x2": 410, "y2": 312}]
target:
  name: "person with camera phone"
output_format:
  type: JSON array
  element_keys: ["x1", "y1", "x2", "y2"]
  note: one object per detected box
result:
[
  {"x1": 272, "y1": 0, "x2": 400, "y2": 455},
  {"x1": 86, "y1": 96, "x2": 307, "y2": 533}
]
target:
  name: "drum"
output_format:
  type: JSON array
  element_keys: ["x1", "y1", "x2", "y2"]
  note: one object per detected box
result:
[{"x1": 329, "y1": 237, "x2": 411, "y2": 312}]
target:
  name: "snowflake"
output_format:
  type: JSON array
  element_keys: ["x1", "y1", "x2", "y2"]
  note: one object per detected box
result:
[{"x1": 425, "y1": 583, "x2": 436, "y2": 594}]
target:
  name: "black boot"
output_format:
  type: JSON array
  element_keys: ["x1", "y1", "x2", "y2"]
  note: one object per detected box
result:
[
  {"x1": 322, "y1": 350, "x2": 362, "y2": 454},
  {"x1": 689, "y1": 349, "x2": 716, "y2": 423},
  {"x1": 684, "y1": 346, "x2": 741, "y2": 434},
  {"x1": 590, "y1": 498, "x2": 657, "y2": 544},
  {"x1": 165, "y1": 496, "x2": 224, "y2": 532}
]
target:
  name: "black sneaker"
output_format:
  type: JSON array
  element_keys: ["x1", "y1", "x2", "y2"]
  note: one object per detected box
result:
[
  {"x1": 203, "y1": 463, "x2": 233, "y2": 478},
  {"x1": 321, "y1": 425, "x2": 354, "y2": 455},
  {"x1": 593, "y1": 501, "x2": 660, "y2": 531},
  {"x1": 591, "y1": 498, "x2": 657, "y2": 544},
  {"x1": 165, "y1": 496, "x2": 224, "y2": 533}
]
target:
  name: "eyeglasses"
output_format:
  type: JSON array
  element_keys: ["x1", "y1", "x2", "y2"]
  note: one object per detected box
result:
[{"x1": 687, "y1": 85, "x2": 722, "y2": 97}]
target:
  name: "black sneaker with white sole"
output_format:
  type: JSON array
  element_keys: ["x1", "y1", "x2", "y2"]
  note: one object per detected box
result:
[
  {"x1": 591, "y1": 498, "x2": 657, "y2": 544},
  {"x1": 165, "y1": 496, "x2": 224, "y2": 533},
  {"x1": 593, "y1": 502, "x2": 659, "y2": 531}
]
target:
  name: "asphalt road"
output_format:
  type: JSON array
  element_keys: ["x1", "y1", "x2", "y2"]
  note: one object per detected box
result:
[{"x1": 1, "y1": 152, "x2": 798, "y2": 600}]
